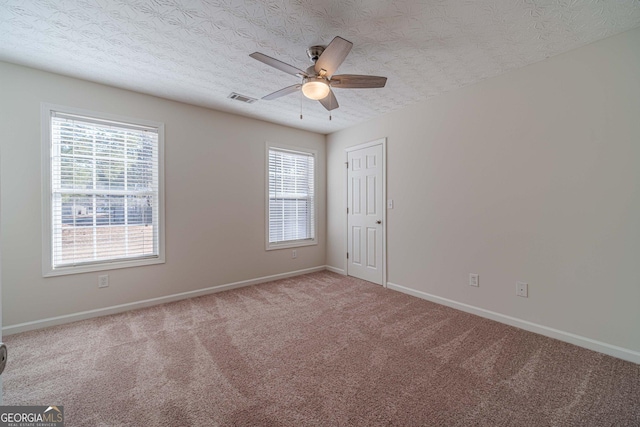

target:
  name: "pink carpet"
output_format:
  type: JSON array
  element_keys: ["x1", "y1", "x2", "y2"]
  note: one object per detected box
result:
[{"x1": 4, "y1": 271, "x2": 639, "y2": 426}]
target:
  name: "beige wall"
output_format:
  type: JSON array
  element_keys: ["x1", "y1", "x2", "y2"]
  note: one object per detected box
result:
[
  {"x1": 2, "y1": 27, "x2": 639, "y2": 356},
  {"x1": 327, "y1": 28, "x2": 640, "y2": 353},
  {"x1": 0, "y1": 62, "x2": 326, "y2": 327}
]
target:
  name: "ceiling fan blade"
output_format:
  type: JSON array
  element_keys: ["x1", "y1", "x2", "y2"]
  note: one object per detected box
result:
[
  {"x1": 262, "y1": 84, "x2": 302, "y2": 100},
  {"x1": 318, "y1": 89, "x2": 339, "y2": 111},
  {"x1": 330, "y1": 74, "x2": 387, "y2": 89},
  {"x1": 250, "y1": 52, "x2": 307, "y2": 77},
  {"x1": 314, "y1": 36, "x2": 353, "y2": 78}
]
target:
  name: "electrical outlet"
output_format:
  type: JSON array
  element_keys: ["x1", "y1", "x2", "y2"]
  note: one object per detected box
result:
[
  {"x1": 516, "y1": 281, "x2": 528, "y2": 297},
  {"x1": 98, "y1": 274, "x2": 109, "y2": 288},
  {"x1": 469, "y1": 273, "x2": 479, "y2": 287},
  {"x1": 292, "y1": 249, "x2": 297, "y2": 259}
]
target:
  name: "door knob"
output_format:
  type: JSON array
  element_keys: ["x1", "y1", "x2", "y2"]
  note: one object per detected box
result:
[{"x1": 376, "y1": 220, "x2": 382, "y2": 224}]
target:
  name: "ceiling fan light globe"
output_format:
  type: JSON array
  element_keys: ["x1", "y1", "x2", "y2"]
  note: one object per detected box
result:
[{"x1": 302, "y1": 80, "x2": 330, "y2": 100}]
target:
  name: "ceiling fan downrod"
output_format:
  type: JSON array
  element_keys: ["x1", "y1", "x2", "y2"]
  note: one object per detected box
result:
[{"x1": 306, "y1": 46, "x2": 325, "y2": 63}]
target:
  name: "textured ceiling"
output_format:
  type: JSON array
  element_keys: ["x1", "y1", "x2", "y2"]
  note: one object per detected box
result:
[{"x1": 1, "y1": 0, "x2": 640, "y2": 134}]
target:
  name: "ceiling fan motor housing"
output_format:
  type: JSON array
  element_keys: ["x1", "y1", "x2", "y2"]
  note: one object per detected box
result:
[{"x1": 305, "y1": 65, "x2": 319, "y2": 76}]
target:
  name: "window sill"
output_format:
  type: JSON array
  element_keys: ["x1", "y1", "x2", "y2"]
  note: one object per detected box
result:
[
  {"x1": 266, "y1": 239, "x2": 317, "y2": 251},
  {"x1": 43, "y1": 256, "x2": 165, "y2": 277}
]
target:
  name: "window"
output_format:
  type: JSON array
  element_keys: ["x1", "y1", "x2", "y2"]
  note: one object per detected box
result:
[
  {"x1": 266, "y1": 144, "x2": 317, "y2": 250},
  {"x1": 42, "y1": 104, "x2": 164, "y2": 276}
]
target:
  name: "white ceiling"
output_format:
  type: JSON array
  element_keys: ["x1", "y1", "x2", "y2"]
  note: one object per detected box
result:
[{"x1": 1, "y1": 1, "x2": 639, "y2": 134}]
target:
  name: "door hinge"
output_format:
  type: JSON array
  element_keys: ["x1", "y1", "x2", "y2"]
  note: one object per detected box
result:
[
  {"x1": 347, "y1": 252, "x2": 349, "y2": 259},
  {"x1": 347, "y1": 207, "x2": 349, "y2": 214},
  {"x1": 345, "y1": 162, "x2": 349, "y2": 168}
]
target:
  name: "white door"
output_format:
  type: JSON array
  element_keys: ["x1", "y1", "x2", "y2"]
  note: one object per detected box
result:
[{"x1": 347, "y1": 143, "x2": 384, "y2": 285}]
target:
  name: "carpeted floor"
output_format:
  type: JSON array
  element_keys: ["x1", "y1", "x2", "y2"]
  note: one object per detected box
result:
[{"x1": 3, "y1": 271, "x2": 639, "y2": 426}]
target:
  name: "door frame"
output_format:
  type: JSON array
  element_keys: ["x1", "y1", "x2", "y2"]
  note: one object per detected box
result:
[{"x1": 344, "y1": 137, "x2": 387, "y2": 287}]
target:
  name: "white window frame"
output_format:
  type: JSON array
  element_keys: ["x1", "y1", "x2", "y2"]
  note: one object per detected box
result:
[
  {"x1": 265, "y1": 142, "x2": 318, "y2": 250},
  {"x1": 41, "y1": 103, "x2": 166, "y2": 276}
]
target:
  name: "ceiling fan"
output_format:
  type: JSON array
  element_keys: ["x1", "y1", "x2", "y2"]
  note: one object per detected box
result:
[{"x1": 250, "y1": 36, "x2": 387, "y2": 113}]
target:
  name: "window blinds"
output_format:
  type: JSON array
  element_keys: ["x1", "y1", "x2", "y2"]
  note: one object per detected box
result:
[
  {"x1": 268, "y1": 148, "x2": 315, "y2": 244},
  {"x1": 50, "y1": 112, "x2": 160, "y2": 268}
]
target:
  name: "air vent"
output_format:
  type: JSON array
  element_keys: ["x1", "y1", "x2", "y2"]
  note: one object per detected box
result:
[{"x1": 228, "y1": 92, "x2": 257, "y2": 104}]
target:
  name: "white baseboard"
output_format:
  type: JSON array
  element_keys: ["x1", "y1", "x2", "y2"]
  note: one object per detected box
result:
[
  {"x1": 325, "y1": 265, "x2": 346, "y2": 275},
  {"x1": 3, "y1": 266, "x2": 327, "y2": 336},
  {"x1": 387, "y1": 282, "x2": 640, "y2": 365}
]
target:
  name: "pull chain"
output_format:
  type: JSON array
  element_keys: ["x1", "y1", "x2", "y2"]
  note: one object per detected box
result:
[
  {"x1": 300, "y1": 90, "x2": 303, "y2": 120},
  {"x1": 329, "y1": 93, "x2": 332, "y2": 120}
]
